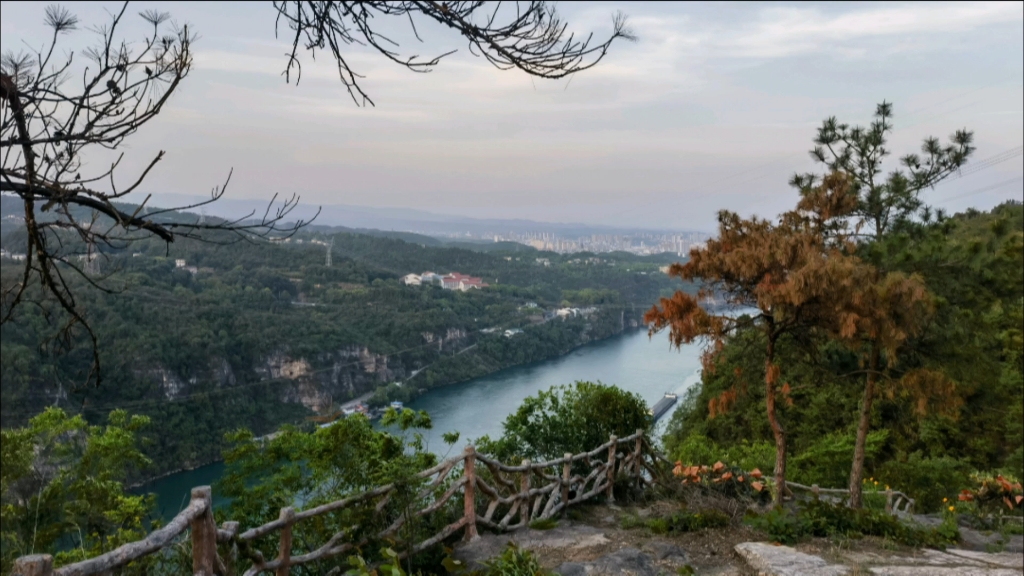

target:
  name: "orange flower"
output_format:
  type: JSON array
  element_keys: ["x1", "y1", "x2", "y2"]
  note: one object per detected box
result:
[
  {"x1": 1004, "y1": 497, "x2": 1015, "y2": 511},
  {"x1": 738, "y1": 476, "x2": 745, "y2": 483},
  {"x1": 721, "y1": 471, "x2": 733, "y2": 481},
  {"x1": 752, "y1": 481, "x2": 764, "y2": 492},
  {"x1": 713, "y1": 461, "x2": 725, "y2": 472},
  {"x1": 1015, "y1": 495, "x2": 1023, "y2": 505},
  {"x1": 750, "y1": 468, "x2": 763, "y2": 479}
]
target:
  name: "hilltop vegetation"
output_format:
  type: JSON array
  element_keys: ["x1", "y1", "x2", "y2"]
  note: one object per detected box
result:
[{"x1": 662, "y1": 200, "x2": 1023, "y2": 511}]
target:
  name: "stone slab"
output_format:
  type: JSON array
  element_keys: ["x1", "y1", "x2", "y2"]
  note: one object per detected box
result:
[
  {"x1": 944, "y1": 548, "x2": 1024, "y2": 569},
  {"x1": 734, "y1": 542, "x2": 850, "y2": 576},
  {"x1": 555, "y1": 548, "x2": 656, "y2": 576},
  {"x1": 454, "y1": 524, "x2": 610, "y2": 570},
  {"x1": 960, "y1": 529, "x2": 1024, "y2": 553},
  {"x1": 868, "y1": 568, "x2": 1021, "y2": 576}
]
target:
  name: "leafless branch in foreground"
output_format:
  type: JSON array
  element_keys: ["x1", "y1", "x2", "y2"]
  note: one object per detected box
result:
[
  {"x1": 273, "y1": 1, "x2": 636, "y2": 106},
  {"x1": 1, "y1": 3, "x2": 312, "y2": 387}
]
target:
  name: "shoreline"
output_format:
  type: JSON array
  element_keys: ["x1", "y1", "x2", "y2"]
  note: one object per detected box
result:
[{"x1": 134, "y1": 323, "x2": 645, "y2": 491}]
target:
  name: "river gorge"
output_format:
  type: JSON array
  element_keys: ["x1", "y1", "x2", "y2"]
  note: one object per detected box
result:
[{"x1": 142, "y1": 328, "x2": 705, "y2": 520}]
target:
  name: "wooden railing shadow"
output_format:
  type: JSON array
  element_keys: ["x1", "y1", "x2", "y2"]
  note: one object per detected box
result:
[{"x1": 13, "y1": 430, "x2": 671, "y2": 576}]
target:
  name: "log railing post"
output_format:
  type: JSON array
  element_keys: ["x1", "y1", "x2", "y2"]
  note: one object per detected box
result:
[
  {"x1": 561, "y1": 453, "x2": 572, "y2": 516},
  {"x1": 633, "y1": 429, "x2": 643, "y2": 486},
  {"x1": 190, "y1": 486, "x2": 217, "y2": 576},
  {"x1": 222, "y1": 521, "x2": 240, "y2": 576},
  {"x1": 276, "y1": 507, "x2": 296, "y2": 576},
  {"x1": 520, "y1": 459, "x2": 531, "y2": 524},
  {"x1": 885, "y1": 488, "x2": 893, "y2": 515},
  {"x1": 606, "y1": 435, "x2": 617, "y2": 504},
  {"x1": 463, "y1": 446, "x2": 478, "y2": 542},
  {"x1": 12, "y1": 554, "x2": 52, "y2": 576},
  {"x1": 812, "y1": 484, "x2": 820, "y2": 500}
]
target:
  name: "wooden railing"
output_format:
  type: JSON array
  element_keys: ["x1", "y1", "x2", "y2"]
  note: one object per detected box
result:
[
  {"x1": 786, "y1": 481, "x2": 916, "y2": 515},
  {"x1": 13, "y1": 431, "x2": 666, "y2": 576}
]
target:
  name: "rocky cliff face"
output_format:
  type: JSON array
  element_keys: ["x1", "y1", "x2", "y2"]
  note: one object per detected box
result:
[
  {"x1": 137, "y1": 316, "x2": 640, "y2": 415},
  {"x1": 141, "y1": 330, "x2": 474, "y2": 413}
]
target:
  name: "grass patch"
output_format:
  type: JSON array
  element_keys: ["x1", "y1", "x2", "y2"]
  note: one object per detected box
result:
[
  {"x1": 528, "y1": 518, "x2": 559, "y2": 530},
  {"x1": 481, "y1": 543, "x2": 551, "y2": 576}
]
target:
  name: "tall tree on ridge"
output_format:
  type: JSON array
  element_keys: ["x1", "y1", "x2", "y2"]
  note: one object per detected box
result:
[
  {"x1": 646, "y1": 173, "x2": 864, "y2": 506},
  {"x1": 791, "y1": 102, "x2": 975, "y2": 508}
]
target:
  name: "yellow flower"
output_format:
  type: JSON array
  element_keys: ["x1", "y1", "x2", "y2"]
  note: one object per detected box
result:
[
  {"x1": 948, "y1": 506, "x2": 955, "y2": 512},
  {"x1": 886, "y1": 485, "x2": 890, "y2": 490},
  {"x1": 943, "y1": 497, "x2": 948, "y2": 503},
  {"x1": 869, "y1": 477, "x2": 874, "y2": 482},
  {"x1": 874, "y1": 481, "x2": 879, "y2": 486}
]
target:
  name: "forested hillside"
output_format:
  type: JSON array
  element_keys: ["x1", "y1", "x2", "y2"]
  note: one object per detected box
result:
[
  {"x1": 663, "y1": 201, "x2": 1024, "y2": 510},
  {"x1": 0, "y1": 202, "x2": 685, "y2": 479}
]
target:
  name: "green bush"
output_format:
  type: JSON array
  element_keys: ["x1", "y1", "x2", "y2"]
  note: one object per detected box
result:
[
  {"x1": 481, "y1": 543, "x2": 551, "y2": 576},
  {"x1": 744, "y1": 500, "x2": 958, "y2": 547},
  {"x1": 791, "y1": 430, "x2": 889, "y2": 488},
  {"x1": 670, "y1": 435, "x2": 775, "y2": 475},
  {"x1": 477, "y1": 381, "x2": 651, "y2": 464},
  {"x1": 664, "y1": 510, "x2": 730, "y2": 532},
  {"x1": 877, "y1": 453, "x2": 973, "y2": 513}
]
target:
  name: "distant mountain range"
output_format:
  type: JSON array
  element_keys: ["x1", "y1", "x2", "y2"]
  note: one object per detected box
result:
[{"x1": 145, "y1": 193, "x2": 699, "y2": 238}]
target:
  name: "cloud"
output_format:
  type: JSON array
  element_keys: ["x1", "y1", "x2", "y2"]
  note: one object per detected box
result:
[{"x1": 713, "y1": 2, "x2": 1023, "y2": 59}]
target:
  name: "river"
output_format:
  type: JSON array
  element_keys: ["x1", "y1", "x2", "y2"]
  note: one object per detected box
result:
[{"x1": 142, "y1": 328, "x2": 704, "y2": 521}]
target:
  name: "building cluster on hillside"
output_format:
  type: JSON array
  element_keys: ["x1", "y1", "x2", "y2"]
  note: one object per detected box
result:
[
  {"x1": 401, "y1": 271, "x2": 489, "y2": 291},
  {"x1": 0, "y1": 248, "x2": 26, "y2": 261},
  {"x1": 175, "y1": 258, "x2": 198, "y2": 275},
  {"x1": 480, "y1": 231, "x2": 709, "y2": 256}
]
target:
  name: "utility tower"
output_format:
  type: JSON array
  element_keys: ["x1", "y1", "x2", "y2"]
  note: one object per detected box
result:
[
  {"x1": 325, "y1": 237, "x2": 334, "y2": 267},
  {"x1": 84, "y1": 239, "x2": 99, "y2": 275}
]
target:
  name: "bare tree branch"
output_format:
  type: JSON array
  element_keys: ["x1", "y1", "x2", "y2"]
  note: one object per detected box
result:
[
  {"x1": 1, "y1": 4, "x2": 309, "y2": 388},
  {"x1": 273, "y1": 1, "x2": 636, "y2": 106}
]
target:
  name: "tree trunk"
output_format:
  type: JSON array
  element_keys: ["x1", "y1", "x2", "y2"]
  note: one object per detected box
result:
[
  {"x1": 848, "y1": 344, "x2": 880, "y2": 508},
  {"x1": 764, "y1": 336, "x2": 786, "y2": 507}
]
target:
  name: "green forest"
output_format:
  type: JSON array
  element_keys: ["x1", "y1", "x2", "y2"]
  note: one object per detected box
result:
[{"x1": 0, "y1": 210, "x2": 683, "y2": 478}]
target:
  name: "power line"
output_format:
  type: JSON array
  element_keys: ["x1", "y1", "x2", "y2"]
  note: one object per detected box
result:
[
  {"x1": 935, "y1": 175, "x2": 1024, "y2": 203},
  {"x1": 947, "y1": 146, "x2": 1024, "y2": 181}
]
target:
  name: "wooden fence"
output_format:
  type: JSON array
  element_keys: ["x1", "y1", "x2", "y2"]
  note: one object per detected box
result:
[
  {"x1": 786, "y1": 481, "x2": 916, "y2": 515},
  {"x1": 13, "y1": 431, "x2": 666, "y2": 576}
]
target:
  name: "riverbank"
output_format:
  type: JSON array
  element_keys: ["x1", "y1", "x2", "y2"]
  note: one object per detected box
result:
[
  {"x1": 136, "y1": 321, "x2": 642, "y2": 492},
  {"x1": 141, "y1": 328, "x2": 703, "y2": 521}
]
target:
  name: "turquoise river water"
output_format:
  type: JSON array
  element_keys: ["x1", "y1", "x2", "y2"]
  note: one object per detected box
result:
[{"x1": 141, "y1": 328, "x2": 704, "y2": 520}]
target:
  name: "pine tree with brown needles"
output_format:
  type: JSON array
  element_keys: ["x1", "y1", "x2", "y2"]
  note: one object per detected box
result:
[{"x1": 646, "y1": 173, "x2": 866, "y2": 506}]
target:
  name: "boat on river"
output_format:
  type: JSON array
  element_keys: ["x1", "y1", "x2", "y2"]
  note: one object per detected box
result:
[{"x1": 650, "y1": 393, "x2": 678, "y2": 422}]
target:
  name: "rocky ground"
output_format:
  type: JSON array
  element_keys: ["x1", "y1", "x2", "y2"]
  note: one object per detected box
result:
[{"x1": 452, "y1": 501, "x2": 1024, "y2": 575}]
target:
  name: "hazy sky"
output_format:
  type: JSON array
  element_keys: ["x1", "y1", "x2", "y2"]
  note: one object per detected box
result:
[{"x1": 2, "y1": 1, "x2": 1022, "y2": 231}]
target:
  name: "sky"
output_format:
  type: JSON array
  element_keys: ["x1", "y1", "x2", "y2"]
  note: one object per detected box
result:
[{"x1": 2, "y1": 1, "x2": 1022, "y2": 231}]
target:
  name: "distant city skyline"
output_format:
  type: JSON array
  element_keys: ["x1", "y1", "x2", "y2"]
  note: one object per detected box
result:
[{"x1": 2, "y1": 1, "x2": 1021, "y2": 230}]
